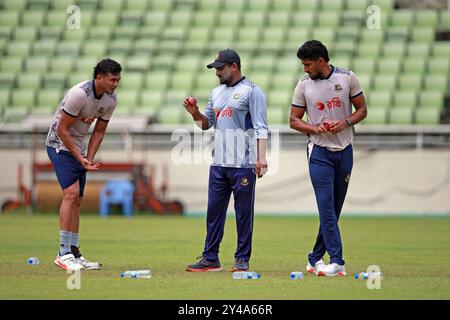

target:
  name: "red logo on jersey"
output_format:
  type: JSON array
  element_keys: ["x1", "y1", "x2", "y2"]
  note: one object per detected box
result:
[
  {"x1": 215, "y1": 106, "x2": 233, "y2": 118},
  {"x1": 316, "y1": 97, "x2": 341, "y2": 111}
]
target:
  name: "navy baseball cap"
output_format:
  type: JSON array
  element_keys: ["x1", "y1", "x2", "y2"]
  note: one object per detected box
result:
[{"x1": 207, "y1": 49, "x2": 241, "y2": 69}]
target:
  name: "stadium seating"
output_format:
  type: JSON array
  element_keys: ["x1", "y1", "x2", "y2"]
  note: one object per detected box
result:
[{"x1": 0, "y1": 0, "x2": 448, "y2": 125}]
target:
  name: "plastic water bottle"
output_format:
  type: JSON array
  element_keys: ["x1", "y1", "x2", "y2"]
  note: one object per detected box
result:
[
  {"x1": 354, "y1": 272, "x2": 383, "y2": 279},
  {"x1": 120, "y1": 270, "x2": 152, "y2": 279},
  {"x1": 28, "y1": 257, "x2": 40, "y2": 265},
  {"x1": 290, "y1": 271, "x2": 304, "y2": 279},
  {"x1": 232, "y1": 271, "x2": 261, "y2": 279}
]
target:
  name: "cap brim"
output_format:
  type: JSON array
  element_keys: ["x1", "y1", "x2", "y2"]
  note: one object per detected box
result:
[{"x1": 207, "y1": 62, "x2": 226, "y2": 69}]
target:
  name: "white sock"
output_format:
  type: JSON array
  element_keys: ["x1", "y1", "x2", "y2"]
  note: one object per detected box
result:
[
  {"x1": 70, "y1": 232, "x2": 79, "y2": 248},
  {"x1": 59, "y1": 230, "x2": 71, "y2": 256}
]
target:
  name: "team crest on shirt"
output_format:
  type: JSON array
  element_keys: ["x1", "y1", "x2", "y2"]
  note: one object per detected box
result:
[
  {"x1": 98, "y1": 107, "x2": 104, "y2": 113},
  {"x1": 240, "y1": 177, "x2": 249, "y2": 186},
  {"x1": 335, "y1": 84, "x2": 343, "y2": 91},
  {"x1": 233, "y1": 93, "x2": 240, "y2": 100},
  {"x1": 345, "y1": 174, "x2": 351, "y2": 183}
]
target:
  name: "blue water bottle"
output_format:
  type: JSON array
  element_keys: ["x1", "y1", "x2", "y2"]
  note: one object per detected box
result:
[
  {"x1": 232, "y1": 271, "x2": 261, "y2": 279},
  {"x1": 290, "y1": 271, "x2": 304, "y2": 279},
  {"x1": 28, "y1": 257, "x2": 40, "y2": 265}
]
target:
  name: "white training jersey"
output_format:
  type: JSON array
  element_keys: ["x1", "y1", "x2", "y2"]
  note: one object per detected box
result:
[
  {"x1": 46, "y1": 80, "x2": 117, "y2": 155},
  {"x1": 292, "y1": 65, "x2": 362, "y2": 150}
]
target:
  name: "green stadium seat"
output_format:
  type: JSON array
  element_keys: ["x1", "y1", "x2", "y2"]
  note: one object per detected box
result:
[
  {"x1": 25, "y1": 57, "x2": 49, "y2": 72},
  {"x1": 14, "y1": 27, "x2": 38, "y2": 41},
  {"x1": 117, "y1": 90, "x2": 139, "y2": 109},
  {"x1": 100, "y1": 0, "x2": 124, "y2": 10},
  {"x1": 36, "y1": 89, "x2": 62, "y2": 107},
  {"x1": 352, "y1": 58, "x2": 376, "y2": 74},
  {"x1": 332, "y1": 41, "x2": 356, "y2": 57},
  {"x1": 22, "y1": 11, "x2": 46, "y2": 27},
  {"x1": 51, "y1": 0, "x2": 75, "y2": 10},
  {"x1": 368, "y1": 90, "x2": 392, "y2": 108},
  {"x1": 247, "y1": 72, "x2": 271, "y2": 93},
  {"x1": 82, "y1": 40, "x2": 107, "y2": 57},
  {"x1": 95, "y1": 11, "x2": 119, "y2": 26},
  {"x1": 198, "y1": 0, "x2": 221, "y2": 11},
  {"x1": 164, "y1": 90, "x2": 188, "y2": 108},
  {"x1": 217, "y1": 11, "x2": 241, "y2": 27},
  {"x1": 336, "y1": 26, "x2": 359, "y2": 42},
  {"x1": 195, "y1": 73, "x2": 218, "y2": 90},
  {"x1": 411, "y1": 27, "x2": 435, "y2": 43},
  {"x1": 139, "y1": 90, "x2": 163, "y2": 110},
  {"x1": 157, "y1": 107, "x2": 184, "y2": 124},
  {"x1": 133, "y1": 38, "x2": 158, "y2": 55},
  {"x1": 371, "y1": 0, "x2": 394, "y2": 11},
  {"x1": 241, "y1": 12, "x2": 266, "y2": 28},
  {"x1": 423, "y1": 75, "x2": 448, "y2": 93},
  {"x1": 259, "y1": 28, "x2": 285, "y2": 54},
  {"x1": 439, "y1": 11, "x2": 450, "y2": 31},
  {"x1": 49, "y1": 57, "x2": 74, "y2": 73},
  {"x1": 88, "y1": 26, "x2": 113, "y2": 40},
  {"x1": 17, "y1": 73, "x2": 42, "y2": 90},
  {"x1": 174, "y1": 55, "x2": 201, "y2": 73},
  {"x1": 6, "y1": 41, "x2": 32, "y2": 57},
  {"x1": 42, "y1": 73, "x2": 67, "y2": 89},
  {"x1": 291, "y1": 12, "x2": 316, "y2": 29},
  {"x1": 33, "y1": 40, "x2": 57, "y2": 56},
  {"x1": 46, "y1": 10, "x2": 67, "y2": 27},
  {"x1": 56, "y1": 41, "x2": 80, "y2": 57},
  {"x1": 382, "y1": 42, "x2": 405, "y2": 57},
  {"x1": 360, "y1": 29, "x2": 384, "y2": 44},
  {"x1": 317, "y1": 12, "x2": 341, "y2": 28},
  {"x1": 0, "y1": 89, "x2": 11, "y2": 110},
  {"x1": 143, "y1": 11, "x2": 167, "y2": 27},
  {"x1": 333, "y1": 56, "x2": 351, "y2": 69},
  {"x1": 119, "y1": 72, "x2": 144, "y2": 90},
  {"x1": 406, "y1": 43, "x2": 430, "y2": 58},
  {"x1": 377, "y1": 58, "x2": 401, "y2": 74},
  {"x1": 114, "y1": 26, "x2": 139, "y2": 40},
  {"x1": 266, "y1": 108, "x2": 286, "y2": 125},
  {"x1": 415, "y1": 10, "x2": 438, "y2": 27},
  {"x1": 12, "y1": 89, "x2": 35, "y2": 108},
  {"x1": 248, "y1": 0, "x2": 271, "y2": 11},
  {"x1": 150, "y1": 0, "x2": 174, "y2": 11},
  {"x1": 29, "y1": 0, "x2": 51, "y2": 10},
  {"x1": 385, "y1": 26, "x2": 409, "y2": 43},
  {"x1": 398, "y1": 74, "x2": 422, "y2": 90},
  {"x1": 267, "y1": 11, "x2": 290, "y2": 28},
  {"x1": 0, "y1": 73, "x2": 16, "y2": 90},
  {"x1": 427, "y1": 58, "x2": 450, "y2": 75},
  {"x1": 108, "y1": 39, "x2": 132, "y2": 56},
  {"x1": 415, "y1": 108, "x2": 441, "y2": 125},
  {"x1": 373, "y1": 74, "x2": 397, "y2": 90},
  {"x1": 2, "y1": 0, "x2": 27, "y2": 10},
  {"x1": 0, "y1": 26, "x2": 12, "y2": 39},
  {"x1": 145, "y1": 71, "x2": 170, "y2": 90},
  {"x1": 3, "y1": 107, "x2": 29, "y2": 123},
  {"x1": 168, "y1": 10, "x2": 194, "y2": 27},
  {"x1": 120, "y1": 10, "x2": 143, "y2": 26},
  {"x1": 432, "y1": 42, "x2": 450, "y2": 57},
  {"x1": 284, "y1": 29, "x2": 310, "y2": 54},
  {"x1": 393, "y1": 90, "x2": 417, "y2": 109},
  {"x1": 356, "y1": 42, "x2": 381, "y2": 58},
  {"x1": 123, "y1": 55, "x2": 151, "y2": 72},
  {"x1": 389, "y1": 108, "x2": 414, "y2": 125},
  {"x1": 418, "y1": 91, "x2": 444, "y2": 110},
  {"x1": 271, "y1": 73, "x2": 297, "y2": 91},
  {"x1": 402, "y1": 57, "x2": 426, "y2": 75},
  {"x1": 0, "y1": 11, "x2": 20, "y2": 27},
  {"x1": 390, "y1": 10, "x2": 414, "y2": 27},
  {"x1": 340, "y1": 10, "x2": 364, "y2": 27},
  {"x1": 74, "y1": 56, "x2": 97, "y2": 73},
  {"x1": 76, "y1": 0, "x2": 98, "y2": 10},
  {"x1": 0, "y1": 57, "x2": 23, "y2": 72},
  {"x1": 68, "y1": 72, "x2": 90, "y2": 86},
  {"x1": 170, "y1": 73, "x2": 196, "y2": 91},
  {"x1": 311, "y1": 28, "x2": 335, "y2": 47},
  {"x1": 298, "y1": 0, "x2": 320, "y2": 11},
  {"x1": 362, "y1": 108, "x2": 388, "y2": 124},
  {"x1": 272, "y1": 0, "x2": 295, "y2": 11},
  {"x1": 223, "y1": 0, "x2": 246, "y2": 11},
  {"x1": 267, "y1": 90, "x2": 291, "y2": 109},
  {"x1": 191, "y1": 11, "x2": 215, "y2": 27},
  {"x1": 346, "y1": 0, "x2": 368, "y2": 11},
  {"x1": 357, "y1": 74, "x2": 372, "y2": 91}
]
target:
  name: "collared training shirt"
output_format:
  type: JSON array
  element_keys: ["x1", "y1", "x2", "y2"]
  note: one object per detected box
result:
[
  {"x1": 46, "y1": 80, "x2": 116, "y2": 155},
  {"x1": 203, "y1": 77, "x2": 268, "y2": 168},
  {"x1": 292, "y1": 65, "x2": 362, "y2": 150}
]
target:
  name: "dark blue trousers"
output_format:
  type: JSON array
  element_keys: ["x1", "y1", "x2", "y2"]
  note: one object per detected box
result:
[
  {"x1": 202, "y1": 166, "x2": 256, "y2": 262},
  {"x1": 307, "y1": 143, "x2": 353, "y2": 266}
]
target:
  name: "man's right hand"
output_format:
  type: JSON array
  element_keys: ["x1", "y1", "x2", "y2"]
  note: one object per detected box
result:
[
  {"x1": 183, "y1": 96, "x2": 198, "y2": 115},
  {"x1": 80, "y1": 157, "x2": 100, "y2": 171}
]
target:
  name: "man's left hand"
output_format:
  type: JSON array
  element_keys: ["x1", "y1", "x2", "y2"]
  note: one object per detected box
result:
[
  {"x1": 256, "y1": 159, "x2": 268, "y2": 178},
  {"x1": 329, "y1": 120, "x2": 348, "y2": 134}
]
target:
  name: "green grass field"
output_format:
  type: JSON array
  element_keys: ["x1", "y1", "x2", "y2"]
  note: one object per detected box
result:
[{"x1": 0, "y1": 213, "x2": 449, "y2": 300}]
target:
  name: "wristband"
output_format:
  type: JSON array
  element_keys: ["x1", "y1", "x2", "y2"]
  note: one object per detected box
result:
[{"x1": 345, "y1": 119, "x2": 352, "y2": 126}]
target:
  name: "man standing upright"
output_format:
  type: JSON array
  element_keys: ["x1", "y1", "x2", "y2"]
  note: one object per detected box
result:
[
  {"x1": 289, "y1": 40, "x2": 367, "y2": 276},
  {"x1": 47, "y1": 58, "x2": 122, "y2": 271},
  {"x1": 183, "y1": 49, "x2": 268, "y2": 272}
]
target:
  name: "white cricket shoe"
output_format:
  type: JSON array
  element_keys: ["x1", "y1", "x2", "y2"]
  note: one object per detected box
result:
[
  {"x1": 75, "y1": 255, "x2": 102, "y2": 270},
  {"x1": 54, "y1": 253, "x2": 84, "y2": 271},
  {"x1": 306, "y1": 259, "x2": 326, "y2": 275},
  {"x1": 318, "y1": 263, "x2": 347, "y2": 277}
]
